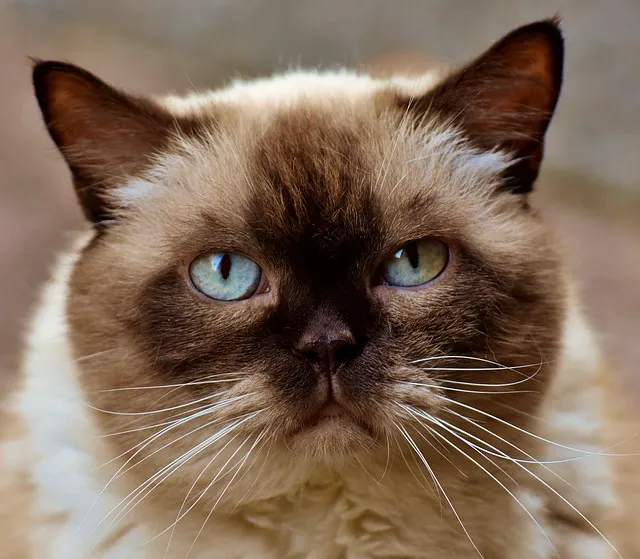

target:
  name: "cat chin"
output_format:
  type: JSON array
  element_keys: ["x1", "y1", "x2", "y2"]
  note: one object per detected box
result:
[{"x1": 287, "y1": 416, "x2": 377, "y2": 465}]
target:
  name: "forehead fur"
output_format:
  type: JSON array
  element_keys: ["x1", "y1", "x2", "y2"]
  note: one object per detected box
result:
[{"x1": 160, "y1": 70, "x2": 444, "y2": 115}]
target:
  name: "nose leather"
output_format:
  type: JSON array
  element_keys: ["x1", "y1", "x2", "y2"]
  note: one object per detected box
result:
[{"x1": 295, "y1": 314, "x2": 359, "y2": 375}]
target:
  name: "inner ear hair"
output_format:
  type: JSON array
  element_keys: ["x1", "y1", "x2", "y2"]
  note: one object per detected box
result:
[
  {"x1": 32, "y1": 60, "x2": 200, "y2": 224},
  {"x1": 399, "y1": 18, "x2": 564, "y2": 194}
]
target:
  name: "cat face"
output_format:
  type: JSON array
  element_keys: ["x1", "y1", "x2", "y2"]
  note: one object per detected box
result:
[{"x1": 34, "y1": 21, "x2": 566, "y2": 479}]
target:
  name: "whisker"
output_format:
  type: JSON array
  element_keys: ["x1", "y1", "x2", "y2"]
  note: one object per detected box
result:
[
  {"x1": 401, "y1": 404, "x2": 515, "y2": 485},
  {"x1": 98, "y1": 394, "x2": 251, "y2": 469},
  {"x1": 411, "y1": 355, "x2": 545, "y2": 368},
  {"x1": 115, "y1": 405, "x2": 256, "y2": 479},
  {"x1": 94, "y1": 412, "x2": 258, "y2": 546},
  {"x1": 159, "y1": 434, "x2": 251, "y2": 555},
  {"x1": 400, "y1": 380, "x2": 535, "y2": 396},
  {"x1": 232, "y1": 429, "x2": 276, "y2": 511},
  {"x1": 88, "y1": 392, "x2": 227, "y2": 416},
  {"x1": 75, "y1": 348, "x2": 118, "y2": 362},
  {"x1": 162, "y1": 420, "x2": 271, "y2": 555},
  {"x1": 380, "y1": 429, "x2": 392, "y2": 483},
  {"x1": 434, "y1": 394, "x2": 632, "y2": 458},
  {"x1": 418, "y1": 365, "x2": 540, "y2": 372},
  {"x1": 405, "y1": 421, "x2": 468, "y2": 478},
  {"x1": 396, "y1": 423, "x2": 486, "y2": 559},
  {"x1": 431, "y1": 412, "x2": 623, "y2": 559},
  {"x1": 391, "y1": 425, "x2": 442, "y2": 508},
  {"x1": 411, "y1": 356, "x2": 549, "y2": 380},
  {"x1": 185, "y1": 429, "x2": 268, "y2": 558},
  {"x1": 441, "y1": 408, "x2": 588, "y2": 468},
  {"x1": 409, "y1": 408, "x2": 556, "y2": 555},
  {"x1": 97, "y1": 376, "x2": 244, "y2": 393},
  {"x1": 81, "y1": 394, "x2": 252, "y2": 536},
  {"x1": 99, "y1": 402, "x2": 226, "y2": 439},
  {"x1": 438, "y1": 374, "x2": 541, "y2": 388}
]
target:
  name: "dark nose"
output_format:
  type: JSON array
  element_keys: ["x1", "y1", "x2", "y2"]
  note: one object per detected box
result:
[{"x1": 295, "y1": 321, "x2": 359, "y2": 375}]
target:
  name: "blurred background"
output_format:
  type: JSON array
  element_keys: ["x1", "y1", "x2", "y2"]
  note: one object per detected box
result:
[{"x1": 0, "y1": 0, "x2": 638, "y2": 394}]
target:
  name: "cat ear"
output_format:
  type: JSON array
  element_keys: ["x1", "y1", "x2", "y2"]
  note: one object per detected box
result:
[
  {"x1": 401, "y1": 19, "x2": 564, "y2": 194},
  {"x1": 32, "y1": 60, "x2": 188, "y2": 224}
]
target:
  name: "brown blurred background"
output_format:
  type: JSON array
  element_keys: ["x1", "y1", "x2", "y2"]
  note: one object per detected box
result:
[{"x1": 0, "y1": 0, "x2": 638, "y2": 394}]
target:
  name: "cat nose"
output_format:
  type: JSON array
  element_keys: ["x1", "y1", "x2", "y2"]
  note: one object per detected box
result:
[{"x1": 295, "y1": 324, "x2": 359, "y2": 375}]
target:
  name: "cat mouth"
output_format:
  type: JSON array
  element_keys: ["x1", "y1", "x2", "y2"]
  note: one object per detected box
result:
[
  {"x1": 290, "y1": 377, "x2": 375, "y2": 442},
  {"x1": 312, "y1": 399, "x2": 348, "y2": 423}
]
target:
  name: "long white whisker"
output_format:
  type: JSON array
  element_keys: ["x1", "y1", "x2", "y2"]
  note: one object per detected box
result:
[
  {"x1": 434, "y1": 394, "x2": 628, "y2": 457},
  {"x1": 96, "y1": 412, "x2": 258, "y2": 546},
  {"x1": 99, "y1": 402, "x2": 227, "y2": 439},
  {"x1": 432, "y1": 412, "x2": 623, "y2": 558},
  {"x1": 406, "y1": 421, "x2": 468, "y2": 478},
  {"x1": 75, "y1": 348, "x2": 118, "y2": 362},
  {"x1": 161, "y1": 419, "x2": 270, "y2": 555},
  {"x1": 391, "y1": 428, "x2": 441, "y2": 505},
  {"x1": 411, "y1": 356, "x2": 545, "y2": 367},
  {"x1": 116, "y1": 405, "x2": 257, "y2": 479},
  {"x1": 161, "y1": 431, "x2": 255, "y2": 557},
  {"x1": 441, "y1": 408, "x2": 587, "y2": 468},
  {"x1": 411, "y1": 356, "x2": 549, "y2": 380},
  {"x1": 185, "y1": 429, "x2": 268, "y2": 558},
  {"x1": 81, "y1": 394, "x2": 252, "y2": 535},
  {"x1": 396, "y1": 423, "x2": 485, "y2": 559},
  {"x1": 98, "y1": 377, "x2": 243, "y2": 393},
  {"x1": 380, "y1": 429, "x2": 392, "y2": 483},
  {"x1": 88, "y1": 392, "x2": 228, "y2": 416},
  {"x1": 400, "y1": 380, "x2": 535, "y2": 396},
  {"x1": 438, "y1": 374, "x2": 541, "y2": 388},
  {"x1": 411, "y1": 408, "x2": 556, "y2": 555},
  {"x1": 232, "y1": 429, "x2": 276, "y2": 511},
  {"x1": 401, "y1": 404, "x2": 515, "y2": 485},
  {"x1": 98, "y1": 394, "x2": 252, "y2": 469}
]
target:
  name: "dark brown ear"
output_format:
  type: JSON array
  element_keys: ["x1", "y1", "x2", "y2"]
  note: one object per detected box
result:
[
  {"x1": 32, "y1": 60, "x2": 189, "y2": 224},
  {"x1": 401, "y1": 19, "x2": 564, "y2": 194}
]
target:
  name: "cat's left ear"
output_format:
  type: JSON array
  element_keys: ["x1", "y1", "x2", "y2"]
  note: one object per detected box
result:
[
  {"x1": 32, "y1": 60, "x2": 192, "y2": 225},
  {"x1": 401, "y1": 18, "x2": 564, "y2": 194}
]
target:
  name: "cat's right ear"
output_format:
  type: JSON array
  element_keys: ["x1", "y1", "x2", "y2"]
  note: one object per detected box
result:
[
  {"x1": 32, "y1": 60, "x2": 187, "y2": 225},
  {"x1": 398, "y1": 19, "x2": 564, "y2": 195}
]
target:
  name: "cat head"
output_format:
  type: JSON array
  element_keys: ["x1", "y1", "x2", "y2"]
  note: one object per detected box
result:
[{"x1": 33, "y1": 20, "x2": 566, "y2": 488}]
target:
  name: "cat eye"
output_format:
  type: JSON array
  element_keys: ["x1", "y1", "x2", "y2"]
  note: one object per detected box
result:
[
  {"x1": 380, "y1": 239, "x2": 448, "y2": 288},
  {"x1": 189, "y1": 252, "x2": 265, "y2": 301}
]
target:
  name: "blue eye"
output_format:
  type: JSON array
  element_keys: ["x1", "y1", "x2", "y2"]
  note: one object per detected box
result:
[
  {"x1": 189, "y1": 252, "x2": 264, "y2": 301},
  {"x1": 381, "y1": 239, "x2": 448, "y2": 287}
]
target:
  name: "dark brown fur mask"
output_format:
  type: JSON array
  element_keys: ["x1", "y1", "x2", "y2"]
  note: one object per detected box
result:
[{"x1": 33, "y1": 20, "x2": 566, "y2": 486}]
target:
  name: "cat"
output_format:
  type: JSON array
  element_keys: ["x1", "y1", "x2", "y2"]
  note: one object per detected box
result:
[{"x1": 1, "y1": 17, "x2": 639, "y2": 558}]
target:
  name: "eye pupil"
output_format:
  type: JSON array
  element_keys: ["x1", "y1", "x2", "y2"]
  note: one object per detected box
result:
[
  {"x1": 405, "y1": 242, "x2": 420, "y2": 269},
  {"x1": 220, "y1": 254, "x2": 231, "y2": 280}
]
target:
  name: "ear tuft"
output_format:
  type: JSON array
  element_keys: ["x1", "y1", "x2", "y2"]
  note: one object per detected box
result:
[{"x1": 400, "y1": 19, "x2": 564, "y2": 194}]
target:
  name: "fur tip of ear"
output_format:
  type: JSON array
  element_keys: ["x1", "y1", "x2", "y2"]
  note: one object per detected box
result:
[
  {"x1": 32, "y1": 59, "x2": 67, "y2": 95},
  {"x1": 31, "y1": 59, "x2": 77, "y2": 81},
  {"x1": 516, "y1": 17, "x2": 564, "y2": 46}
]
